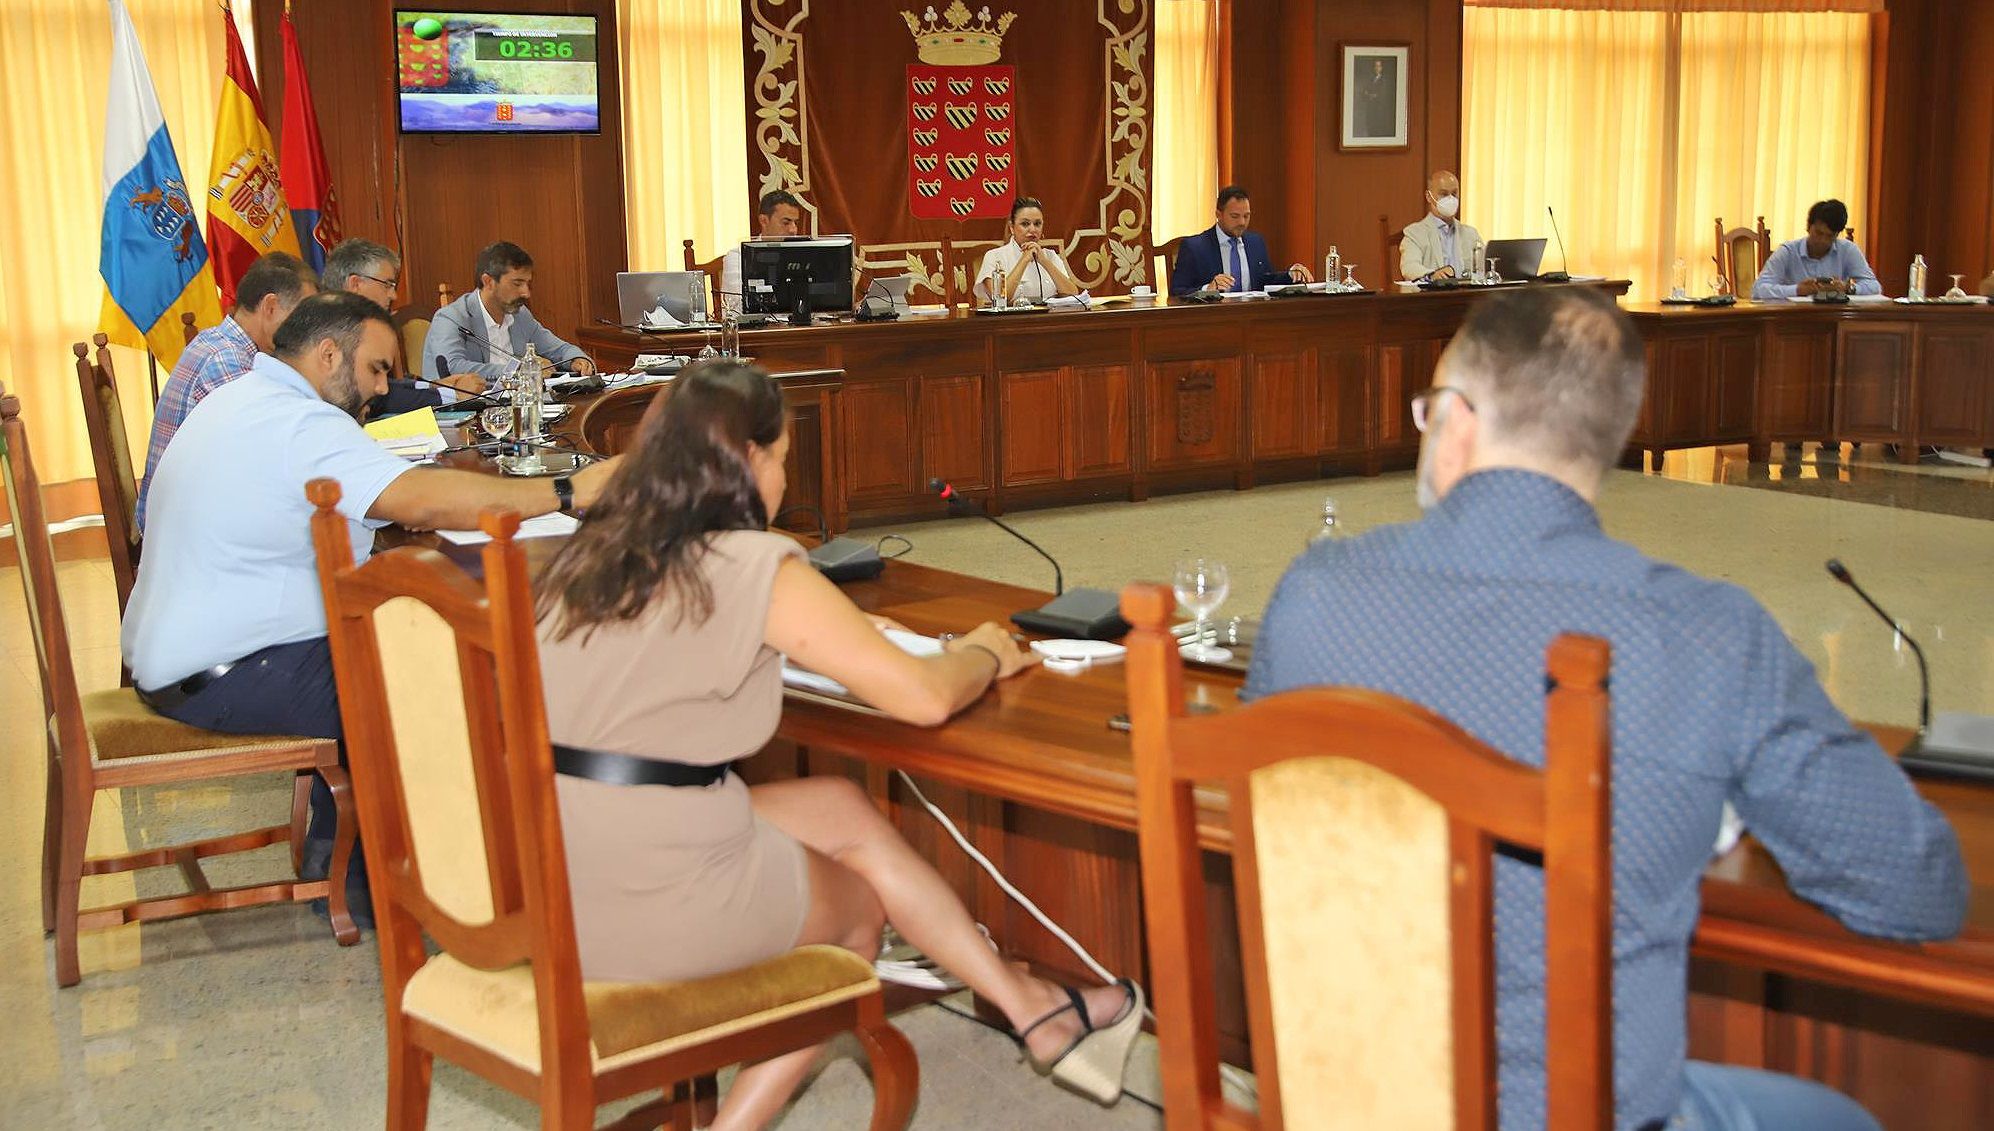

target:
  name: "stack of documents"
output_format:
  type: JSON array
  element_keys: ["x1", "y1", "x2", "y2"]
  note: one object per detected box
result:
[
  {"x1": 782, "y1": 630, "x2": 941, "y2": 697},
  {"x1": 363, "y1": 406, "x2": 447, "y2": 460},
  {"x1": 435, "y1": 511, "x2": 580, "y2": 545}
]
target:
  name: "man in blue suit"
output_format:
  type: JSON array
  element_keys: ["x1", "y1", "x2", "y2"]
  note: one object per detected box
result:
[
  {"x1": 422, "y1": 241, "x2": 596, "y2": 381},
  {"x1": 1169, "y1": 185, "x2": 1315, "y2": 297}
]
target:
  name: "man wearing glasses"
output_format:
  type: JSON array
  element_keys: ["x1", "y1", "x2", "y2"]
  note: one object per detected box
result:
[
  {"x1": 1245, "y1": 286, "x2": 1962, "y2": 1131},
  {"x1": 322, "y1": 238, "x2": 485, "y2": 411}
]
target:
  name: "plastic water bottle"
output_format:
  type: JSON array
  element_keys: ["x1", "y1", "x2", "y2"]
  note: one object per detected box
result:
[
  {"x1": 1909, "y1": 254, "x2": 1928, "y2": 301},
  {"x1": 1308, "y1": 496, "x2": 1345, "y2": 544},
  {"x1": 687, "y1": 276, "x2": 709, "y2": 324},
  {"x1": 988, "y1": 265, "x2": 1007, "y2": 310},
  {"x1": 502, "y1": 344, "x2": 545, "y2": 474}
]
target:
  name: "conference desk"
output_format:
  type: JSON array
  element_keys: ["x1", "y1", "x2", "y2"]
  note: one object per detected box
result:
[{"x1": 433, "y1": 503, "x2": 1991, "y2": 1127}]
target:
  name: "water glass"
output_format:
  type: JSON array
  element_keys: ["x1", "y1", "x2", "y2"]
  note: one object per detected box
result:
[{"x1": 1173, "y1": 558, "x2": 1232, "y2": 663}]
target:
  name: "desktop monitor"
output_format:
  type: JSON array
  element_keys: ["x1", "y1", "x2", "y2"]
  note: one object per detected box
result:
[{"x1": 741, "y1": 237, "x2": 855, "y2": 322}]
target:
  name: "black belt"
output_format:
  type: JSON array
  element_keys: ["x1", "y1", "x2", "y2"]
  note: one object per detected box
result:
[
  {"x1": 136, "y1": 660, "x2": 241, "y2": 714},
  {"x1": 552, "y1": 743, "x2": 731, "y2": 788}
]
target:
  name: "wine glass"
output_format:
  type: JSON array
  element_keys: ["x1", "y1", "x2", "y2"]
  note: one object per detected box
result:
[
  {"x1": 478, "y1": 404, "x2": 514, "y2": 441},
  {"x1": 697, "y1": 330, "x2": 720, "y2": 360},
  {"x1": 1946, "y1": 274, "x2": 1967, "y2": 300},
  {"x1": 1486, "y1": 258, "x2": 1503, "y2": 285},
  {"x1": 1340, "y1": 263, "x2": 1359, "y2": 291},
  {"x1": 1173, "y1": 558, "x2": 1232, "y2": 663}
]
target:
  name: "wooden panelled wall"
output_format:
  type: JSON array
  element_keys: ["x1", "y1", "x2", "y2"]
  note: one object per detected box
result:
[
  {"x1": 1873, "y1": 0, "x2": 1994, "y2": 296},
  {"x1": 250, "y1": 0, "x2": 627, "y2": 339}
]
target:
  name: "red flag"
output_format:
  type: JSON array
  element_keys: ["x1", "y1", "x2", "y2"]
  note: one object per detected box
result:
[{"x1": 280, "y1": 6, "x2": 342, "y2": 272}]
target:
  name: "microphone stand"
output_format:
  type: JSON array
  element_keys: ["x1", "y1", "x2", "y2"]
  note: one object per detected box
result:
[
  {"x1": 929, "y1": 479, "x2": 1128, "y2": 639},
  {"x1": 1826, "y1": 559, "x2": 1929, "y2": 734},
  {"x1": 1540, "y1": 206, "x2": 1572, "y2": 283}
]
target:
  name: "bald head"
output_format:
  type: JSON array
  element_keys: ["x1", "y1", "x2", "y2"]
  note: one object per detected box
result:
[{"x1": 1426, "y1": 171, "x2": 1461, "y2": 222}]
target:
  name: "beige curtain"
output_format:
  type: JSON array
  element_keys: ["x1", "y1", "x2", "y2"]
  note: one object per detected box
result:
[
  {"x1": 1463, "y1": 7, "x2": 1869, "y2": 300},
  {"x1": 1465, "y1": 1, "x2": 1880, "y2": 11},
  {"x1": 1152, "y1": 0, "x2": 1220, "y2": 246},
  {"x1": 618, "y1": 0, "x2": 750, "y2": 272},
  {"x1": 1, "y1": 0, "x2": 232, "y2": 487}
]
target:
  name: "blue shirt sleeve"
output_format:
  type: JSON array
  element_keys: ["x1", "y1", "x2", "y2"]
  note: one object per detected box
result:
[
  {"x1": 1842, "y1": 243, "x2": 1882, "y2": 296},
  {"x1": 285, "y1": 404, "x2": 417, "y2": 530},
  {"x1": 1752, "y1": 243, "x2": 1801, "y2": 300},
  {"x1": 1729, "y1": 607, "x2": 1967, "y2": 940}
]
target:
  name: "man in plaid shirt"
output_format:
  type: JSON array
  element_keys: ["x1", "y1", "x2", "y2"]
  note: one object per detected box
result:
[{"x1": 137, "y1": 252, "x2": 318, "y2": 531}]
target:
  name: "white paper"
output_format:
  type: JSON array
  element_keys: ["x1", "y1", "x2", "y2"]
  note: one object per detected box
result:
[
  {"x1": 782, "y1": 630, "x2": 942, "y2": 697},
  {"x1": 377, "y1": 433, "x2": 446, "y2": 460},
  {"x1": 640, "y1": 305, "x2": 686, "y2": 329},
  {"x1": 1043, "y1": 292, "x2": 1093, "y2": 310},
  {"x1": 435, "y1": 511, "x2": 580, "y2": 545},
  {"x1": 1219, "y1": 290, "x2": 1269, "y2": 301}
]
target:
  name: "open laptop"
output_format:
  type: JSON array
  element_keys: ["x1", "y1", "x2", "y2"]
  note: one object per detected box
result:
[
  {"x1": 615, "y1": 270, "x2": 716, "y2": 327},
  {"x1": 1482, "y1": 237, "x2": 1547, "y2": 279}
]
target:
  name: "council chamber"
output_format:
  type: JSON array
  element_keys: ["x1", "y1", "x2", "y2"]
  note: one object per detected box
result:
[{"x1": 2, "y1": 2, "x2": 1991, "y2": 1129}]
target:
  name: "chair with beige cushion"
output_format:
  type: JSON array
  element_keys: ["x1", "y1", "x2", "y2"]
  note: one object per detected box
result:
[
  {"x1": 1, "y1": 383, "x2": 357, "y2": 988},
  {"x1": 1121, "y1": 581, "x2": 1614, "y2": 1130},
  {"x1": 73, "y1": 334, "x2": 141, "y2": 616},
  {"x1": 1151, "y1": 232, "x2": 1193, "y2": 294},
  {"x1": 1714, "y1": 216, "x2": 1772, "y2": 296},
  {"x1": 682, "y1": 239, "x2": 727, "y2": 314},
  {"x1": 306, "y1": 479, "x2": 918, "y2": 1131},
  {"x1": 942, "y1": 237, "x2": 1003, "y2": 307}
]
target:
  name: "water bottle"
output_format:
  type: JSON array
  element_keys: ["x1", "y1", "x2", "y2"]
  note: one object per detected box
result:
[
  {"x1": 687, "y1": 276, "x2": 709, "y2": 324},
  {"x1": 989, "y1": 265, "x2": 1007, "y2": 310},
  {"x1": 1308, "y1": 496, "x2": 1345, "y2": 544},
  {"x1": 502, "y1": 344, "x2": 545, "y2": 474},
  {"x1": 1909, "y1": 254, "x2": 1928, "y2": 301},
  {"x1": 1325, "y1": 245, "x2": 1341, "y2": 289}
]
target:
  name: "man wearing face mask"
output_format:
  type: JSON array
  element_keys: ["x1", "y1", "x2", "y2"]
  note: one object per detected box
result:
[
  {"x1": 124, "y1": 292, "x2": 615, "y2": 928},
  {"x1": 1243, "y1": 286, "x2": 1962, "y2": 1131},
  {"x1": 1399, "y1": 171, "x2": 1483, "y2": 282}
]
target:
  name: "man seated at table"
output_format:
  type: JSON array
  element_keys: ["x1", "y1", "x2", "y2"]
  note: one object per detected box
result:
[
  {"x1": 1399, "y1": 170, "x2": 1483, "y2": 282},
  {"x1": 322, "y1": 237, "x2": 483, "y2": 416},
  {"x1": 1246, "y1": 286, "x2": 1964, "y2": 1131},
  {"x1": 1168, "y1": 185, "x2": 1313, "y2": 296},
  {"x1": 125, "y1": 292, "x2": 615, "y2": 925},
  {"x1": 1751, "y1": 199, "x2": 1881, "y2": 300},
  {"x1": 421, "y1": 241, "x2": 596, "y2": 382},
  {"x1": 137, "y1": 251, "x2": 317, "y2": 532},
  {"x1": 720, "y1": 189, "x2": 805, "y2": 311}
]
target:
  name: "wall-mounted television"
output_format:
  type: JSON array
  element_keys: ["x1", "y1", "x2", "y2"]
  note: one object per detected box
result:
[{"x1": 395, "y1": 9, "x2": 601, "y2": 135}]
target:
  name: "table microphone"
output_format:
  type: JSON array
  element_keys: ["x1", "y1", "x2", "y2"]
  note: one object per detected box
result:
[
  {"x1": 929, "y1": 478, "x2": 1129, "y2": 640},
  {"x1": 1540, "y1": 206, "x2": 1573, "y2": 283},
  {"x1": 1825, "y1": 558, "x2": 1929, "y2": 736}
]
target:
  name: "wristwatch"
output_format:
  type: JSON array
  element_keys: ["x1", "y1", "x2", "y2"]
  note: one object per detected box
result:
[{"x1": 552, "y1": 475, "x2": 576, "y2": 514}]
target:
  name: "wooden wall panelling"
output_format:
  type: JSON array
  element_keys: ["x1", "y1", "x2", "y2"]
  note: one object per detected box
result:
[
  {"x1": 1914, "y1": 325, "x2": 1994, "y2": 447},
  {"x1": 1833, "y1": 323, "x2": 1916, "y2": 439},
  {"x1": 1875, "y1": 1, "x2": 1994, "y2": 296}
]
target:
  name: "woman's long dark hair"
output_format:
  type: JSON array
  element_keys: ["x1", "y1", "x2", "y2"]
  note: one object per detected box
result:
[{"x1": 537, "y1": 359, "x2": 786, "y2": 641}]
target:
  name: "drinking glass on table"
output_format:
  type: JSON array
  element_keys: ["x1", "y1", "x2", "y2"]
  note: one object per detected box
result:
[
  {"x1": 1946, "y1": 274, "x2": 1968, "y2": 300},
  {"x1": 1486, "y1": 258, "x2": 1503, "y2": 285},
  {"x1": 1173, "y1": 558, "x2": 1233, "y2": 663},
  {"x1": 1340, "y1": 263, "x2": 1359, "y2": 291}
]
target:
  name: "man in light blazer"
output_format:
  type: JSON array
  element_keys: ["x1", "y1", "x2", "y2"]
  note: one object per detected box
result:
[
  {"x1": 421, "y1": 241, "x2": 595, "y2": 381},
  {"x1": 1169, "y1": 185, "x2": 1313, "y2": 296},
  {"x1": 1400, "y1": 171, "x2": 1484, "y2": 282}
]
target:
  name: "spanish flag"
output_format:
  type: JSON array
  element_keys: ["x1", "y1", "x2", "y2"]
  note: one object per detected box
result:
[
  {"x1": 204, "y1": 0, "x2": 299, "y2": 308},
  {"x1": 98, "y1": 0, "x2": 222, "y2": 369}
]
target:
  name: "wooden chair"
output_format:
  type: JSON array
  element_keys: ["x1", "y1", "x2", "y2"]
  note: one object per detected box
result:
[
  {"x1": 1121, "y1": 582, "x2": 1614, "y2": 1131},
  {"x1": 1151, "y1": 233, "x2": 1193, "y2": 294},
  {"x1": 0, "y1": 384, "x2": 357, "y2": 988},
  {"x1": 683, "y1": 239, "x2": 727, "y2": 313},
  {"x1": 73, "y1": 335, "x2": 142, "y2": 615},
  {"x1": 306, "y1": 480, "x2": 918, "y2": 1131},
  {"x1": 1714, "y1": 216, "x2": 1772, "y2": 296},
  {"x1": 1381, "y1": 214, "x2": 1408, "y2": 282},
  {"x1": 941, "y1": 237, "x2": 1002, "y2": 307}
]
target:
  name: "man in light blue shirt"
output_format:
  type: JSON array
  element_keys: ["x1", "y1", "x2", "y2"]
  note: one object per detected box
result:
[{"x1": 1751, "y1": 198, "x2": 1881, "y2": 300}]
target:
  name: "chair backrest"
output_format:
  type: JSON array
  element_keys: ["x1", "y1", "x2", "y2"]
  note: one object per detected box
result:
[
  {"x1": 308, "y1": 479, "x2": 593, "y2": 1086},
  {"x1": 682, "y1": 239, "x2": 727, "y2": 311},
  {"x1": 1714, "y1": 216, "x2": 1772, "y2": 295},
  {"x1": 1151, "y1": 233, "x2": 1193, "y2": 294},
  {"x1": 941, "y1": 237, "x2": 1003, "y2": 307},
  {"x1": 73, "y1": 335, "x2": 141, "y2": 613},
  {"x1": 1, "y1": 384, "x2": 95, "y2": 773},
  {"x1": 1381, "y1": 213, "x2": 1409, "y2": 282},
  {"x1": 1121, "y1": 582, "x2": 1613, "y2": 1131}
]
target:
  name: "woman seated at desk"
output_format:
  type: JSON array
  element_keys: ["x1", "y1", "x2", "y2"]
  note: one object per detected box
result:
[
  {"x1": 976, "y1": 195, "x2": 1082, "y2": 305},
  {"x1": 534, "y1": 360, "x2": 1141, "y2": 1131}
]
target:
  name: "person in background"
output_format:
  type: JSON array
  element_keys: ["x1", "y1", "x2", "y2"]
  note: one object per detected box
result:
[
  {"x1": 975, "y1": 196, "x2": 1081, "y2": 305},
  {"x1": 1751, "y1": 199, "x2": 1880, "y2": 300},
  {"x1": 137, "y1": 251, "x2": 317, "y2": 531},
  {"x1": 1399, "y1": 170, "x2": 1484, "y2": 282},
  {"x1": 1247, "y1": 285, "x2": 1963, "y2": 1131},
  {"x1": 721, "y1": 189, "x2": 806, "y2": 311},
  {"x1": 534, "y1": 359, "x2": 1143, "y2": 1131},
  {"x1": 321, "y1": 237, "x2": 484, "y2": 416},
  {"x1": 421, "y1": 241, "x2": 596, "y2": 382},
  {"x1": 1168, "y1": 184, "x2": 1313, "y2": 296}
]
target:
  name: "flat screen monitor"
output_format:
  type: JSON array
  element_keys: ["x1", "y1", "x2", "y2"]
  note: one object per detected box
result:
[
  {"x1": 742, "y1": 237, "x2": 855, "y2": 320},
  {"x1": 395, "y1": 10, "x2": 601, "y2": 134}
]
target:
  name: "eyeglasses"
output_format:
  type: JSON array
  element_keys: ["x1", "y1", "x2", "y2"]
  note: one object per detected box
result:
[
  {"x1": 1410, "y1": 386, "x2": 1475, "y2": 433},
  {"x1": 359, "y1": 272, "x2": 400, "y2": 290}
]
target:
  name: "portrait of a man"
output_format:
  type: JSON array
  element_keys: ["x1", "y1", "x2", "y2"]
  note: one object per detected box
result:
[{"x1": 1342, "y1": 45, "x2": 1409, "y2": 149}]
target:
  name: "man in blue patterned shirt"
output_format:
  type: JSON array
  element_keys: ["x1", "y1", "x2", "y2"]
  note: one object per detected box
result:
[
  {"x1": 137, "y1": 252, "x2": 317, "y2": 531},
  {"x1": 1246, "y1": 286, "x2": 1965, "y2": 1130}
]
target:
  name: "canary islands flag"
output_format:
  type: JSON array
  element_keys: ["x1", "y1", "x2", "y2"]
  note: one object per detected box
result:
[
  {"x1": 280, "y1": 8, "x2": 343, "y2": 273},
  {"x1": 206, "y1": 1, "x2": 300, "y2": 307},
  {"x1": 98, "y1": 0, "x2": 222, "y2": 369}
]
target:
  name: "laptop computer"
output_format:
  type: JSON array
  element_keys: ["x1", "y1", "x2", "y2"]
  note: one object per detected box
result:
[
  {"x1": 615, "y1": 270, "x2": 715, "y2": 327},
  {"x1": 1482, "y1": 238, "x2": 1547, "y2": 279}
]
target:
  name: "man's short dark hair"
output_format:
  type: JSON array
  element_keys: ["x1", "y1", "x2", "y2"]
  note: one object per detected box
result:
[
  {"x1": 321, "y1": 238, "x2": 400, "y2": 292},
  {"x1": 271, "y1": 291, "x2": 393, "y2": 362},
  {"x1": 475, "y1": 241, "x2": 534, "y2": 287},
  {"x1": 233, "y1": 252, "x2": 317, "y2": 314},
  {"x1": 758, "y1": 190, "x2": 803, "y2": 217},
  {"x1": 1215, "y1": 185, "x2": 1250, "y2": 210},
  {"x1": 1446, "y1": 287, "x2": 1645, "y2": 473},
  {"x1": 1805, "y1": 199, "x2": 1850, "y2": 234}
]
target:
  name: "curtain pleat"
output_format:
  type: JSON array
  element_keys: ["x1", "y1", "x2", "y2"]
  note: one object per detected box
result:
[
  {"x1": 1152, "y1": 0, "x2": 1221, "y2": 244},
  {"x1": 617, "y1": 0, "x2": 751, "y2": 271}
]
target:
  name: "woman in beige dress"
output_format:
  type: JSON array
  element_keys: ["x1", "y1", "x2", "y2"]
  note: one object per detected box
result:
[{"x1": 535, "y1": 360, "x2": 1141, "y2": 1131}]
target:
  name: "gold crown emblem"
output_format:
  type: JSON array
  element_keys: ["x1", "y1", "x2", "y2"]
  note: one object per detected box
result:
[{"x1": 903, "y1": 2, "x2": 1014, "y2": 66}]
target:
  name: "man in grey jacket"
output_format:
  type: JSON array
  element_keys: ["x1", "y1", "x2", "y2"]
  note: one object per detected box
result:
[{"x1": 421, "y1": 241, "x2": 596, "y2": 380}]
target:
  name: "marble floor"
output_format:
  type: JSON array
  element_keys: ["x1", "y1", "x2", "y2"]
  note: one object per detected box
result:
[{"x1": 1, "y1": 443, "x2": 1988, "y2": 1129}]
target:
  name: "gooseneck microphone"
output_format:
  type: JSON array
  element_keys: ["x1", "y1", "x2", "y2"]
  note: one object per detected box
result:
[
  {"x1": 1540, "y1": 206, "x2": 1573, "y2": 283},
  {"x1": 931, "y1": 478, "x2": 1063, "y2": 595},
  {"x1": 1826, "y1": 558, "x2": 1931, "y2": 735}
]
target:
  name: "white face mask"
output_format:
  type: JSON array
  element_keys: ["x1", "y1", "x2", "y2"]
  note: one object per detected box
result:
[{"x1": 1433, "y1": 194, "x2": 1460, "y2": 220}]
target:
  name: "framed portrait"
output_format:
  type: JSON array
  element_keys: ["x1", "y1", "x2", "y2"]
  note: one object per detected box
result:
[{"x1": 1340, "y1": 44, "x2": 1409, "y2": 151}]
